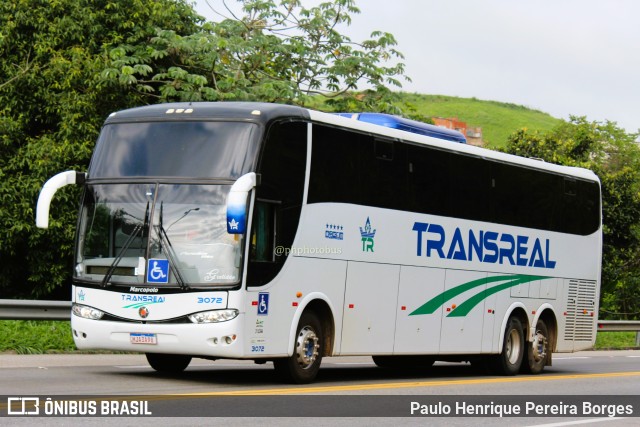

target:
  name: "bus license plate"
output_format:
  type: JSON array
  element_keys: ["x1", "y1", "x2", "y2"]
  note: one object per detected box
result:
[{"x1": 130, "y1": 333, "x2": 157, "y2": 345}]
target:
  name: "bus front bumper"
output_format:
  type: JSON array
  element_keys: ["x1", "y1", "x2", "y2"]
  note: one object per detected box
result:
[{"x1": 71, "y1": 314, "x2": 246, "y2": 358}]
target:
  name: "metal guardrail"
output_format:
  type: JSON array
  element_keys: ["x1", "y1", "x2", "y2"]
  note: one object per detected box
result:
[
  {"x1": 597, "y1": 320, "x2": 640, "y2": 332},
  {"x1": 0, "y1": 299, "x2": 639, "y2": 345},
  {"x1": 0, "y1": 299, "x2": 71, "y2": 321},
  {"x1": 598, "y1": 320, "x2": 640, "y2": 346}
]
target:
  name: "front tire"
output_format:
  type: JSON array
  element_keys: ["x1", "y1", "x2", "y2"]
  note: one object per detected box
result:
[
  {"x1": 145, "y1": 353, "x2": 192, "y2": 373},
  {"x1": 490, "y1": 316, "x2": 524, "y2": 375},
  {"x1": 274, "y1": 311, "x2": 323, "y2": 384},
  {"x1": 522, "y1": 319, "x2": 549, "y2": 374}
]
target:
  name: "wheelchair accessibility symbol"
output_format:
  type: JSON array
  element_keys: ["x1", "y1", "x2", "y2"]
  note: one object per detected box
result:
[
  {"x1": 257, "y1": 292, "x2": 269, "y2": 316},
  {"x1": 147, "y1": 259, "x2": 169, "y2": 283}
]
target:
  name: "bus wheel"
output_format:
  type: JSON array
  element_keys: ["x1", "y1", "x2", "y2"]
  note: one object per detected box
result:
[
  {"x1": 372, "y1": 355, "x2": 434, "y2": 369},
  {"x1": 145, "y1": 353, "x2": 192, "y2": 373},
  {"x1": 523, "y1": 319, "x2": 549, "y2": 374},
  {"x1": 491, "y1": 316, "x2": 524, "y2": 375},
  {"x1": 274, "y1": 311, "x2": 323, "y2": 384}
]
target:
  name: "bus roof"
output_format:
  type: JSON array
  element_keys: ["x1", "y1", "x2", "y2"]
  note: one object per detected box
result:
[
  {"x1": 104, "y1": 102, "x2": 310, "y2": 124},
  {"x1": 336, "y1": 113, "x2": 467, "y2": 144}
]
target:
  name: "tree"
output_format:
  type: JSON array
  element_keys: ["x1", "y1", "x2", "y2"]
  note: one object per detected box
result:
[
  {"x1": 98, "y1": 0, "x2": 408, "y2": 110},
  {"x1": 0, "y1": 0, "x2": 201, "y2": 298},
  {"x1": 504, "y1": 117, "x2": 640, "y2": 319},
  {"x1": 0, "y1": 0, "x2": 407, "y2": 298}
]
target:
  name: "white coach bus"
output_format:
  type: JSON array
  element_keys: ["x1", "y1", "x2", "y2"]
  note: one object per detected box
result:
[{"x1": 36, "y1": 102, "x2": 602, "y2": 383}]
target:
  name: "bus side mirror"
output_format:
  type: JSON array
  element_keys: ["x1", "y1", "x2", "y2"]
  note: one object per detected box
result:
[
  {"x1": 36, "y1": 171, "x2": 86, "y2": 229},
  {"x1": 226, "y1": 172, "x2": 257, "y2": 234}
]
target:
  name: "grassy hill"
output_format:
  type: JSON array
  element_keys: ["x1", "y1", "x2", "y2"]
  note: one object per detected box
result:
[{"x1": 398, "y1": 93, "x2": 562, "y2": 148}]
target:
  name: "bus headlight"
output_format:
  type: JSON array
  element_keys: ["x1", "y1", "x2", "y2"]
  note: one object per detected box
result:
[
  {"x1": 72, "y1": 303, "x2": 104, "y2": 320},
  {"x1": 188, "y1": 309, "x2": 239, "y2": 324}
]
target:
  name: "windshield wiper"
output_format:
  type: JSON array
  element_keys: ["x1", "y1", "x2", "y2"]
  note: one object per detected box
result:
[
  {"x1": 156, "y1": 201, "x2": 189, "y2": 290},
  {"x1": 101, "y1": 203, "x2": 149, "y2": 288}
]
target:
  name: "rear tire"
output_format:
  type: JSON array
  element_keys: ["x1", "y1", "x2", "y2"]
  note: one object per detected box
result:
[
  {"x1": 522, "y1": 319, "x2": 549, "y2": 374},
  {"x1": 274, "y1": 311, "x2": 323, "y2": 384},
  {"x1": 145, "y1": 353, "x2": 192, "y2": 373},
  {"x1": 490, "y1": 316, "x2": 524, "y2": 375}
]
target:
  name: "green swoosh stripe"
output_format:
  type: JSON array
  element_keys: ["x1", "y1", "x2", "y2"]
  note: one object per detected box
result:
[
  {"x1": 410, "y1": 275, "x2": 510, "y2": 316},
  {"x1": 409, "y1": 274, "x2": 548, "y2": 316},
  {"x1": 447, "y1": 275, "x2": 545, "y2": 317}
]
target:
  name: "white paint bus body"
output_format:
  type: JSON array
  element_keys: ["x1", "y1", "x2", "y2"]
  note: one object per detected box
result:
[{"x1": 37, "y1": 103, "x2": 602, "y2": 382}]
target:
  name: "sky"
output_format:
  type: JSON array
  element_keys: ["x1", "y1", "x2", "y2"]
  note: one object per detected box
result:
[{"x1": 193, "y1": 0, "x2": 640, "y2": 134}]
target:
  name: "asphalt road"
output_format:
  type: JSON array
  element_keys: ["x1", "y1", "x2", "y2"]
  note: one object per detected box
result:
[{"x1": 0, "y1": 350, "x2": 638, "y2": 426}]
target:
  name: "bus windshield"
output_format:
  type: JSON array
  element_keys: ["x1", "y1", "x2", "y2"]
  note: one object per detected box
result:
[
  {"x1": 76, "y1": 183, "x2": 242, "y2": 287},
  {"x1": 89, "y1": 121, "x2": 258, "y2": 179},
  {"x1": 74, "y1": 120, "x2": 260, "y2": 287}
]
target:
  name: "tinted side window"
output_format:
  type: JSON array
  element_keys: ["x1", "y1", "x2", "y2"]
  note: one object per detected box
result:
[
  {"x1": 308, "y1": 124, "x2": 406, "y2": 209},
  {"x1": 407, "y1": 147, "x2": 492, "y2": 222},
  {"x1": 307, "y1": 123, "x2": 600, "y2": 236},
  {"x1": 308, "y1": 124, "x2": 363, "y2": 205},
  {"x1": 247, "y1": 121, "x2": 307, "y2": 286},
  {"x1": 562, "y1": 178, "x2": 601, "y2": 235},
  {"x1": 491, "y1": 163, "x2": 600, "y2": 235},
  {"x1": 492, "y1": 162, "x2": 562, "y2": 232},
  {"x1": 406, "y1": 144, "x2": 449, "y2": 217},
  {"x1": 448, "y1": 153, "x2": 491, "y2": 222},
  {"x1": 360, "y1": 138, "x2": 407, "y2": 210}
]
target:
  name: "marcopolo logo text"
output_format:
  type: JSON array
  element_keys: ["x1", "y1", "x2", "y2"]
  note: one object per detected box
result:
[{"x1": 412, "y1": 222, "x2": 557, "y2": 269}]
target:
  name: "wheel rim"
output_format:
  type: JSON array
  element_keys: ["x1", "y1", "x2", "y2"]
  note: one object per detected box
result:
[
  {"x1": 532, "y1": 330, "x2": 547, "y2": 362},
  {"x1": 295, "y1": 325, "x2": 319, "y2": 369},
  {"x1": 506, "y1": 328, "x2": 521, "y2": 365}
]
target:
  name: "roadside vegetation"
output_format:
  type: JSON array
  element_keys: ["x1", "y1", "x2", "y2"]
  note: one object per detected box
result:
[
  {"x1": 594, "y1": 331, "x2": 638, "y2": 350},
  {"x1": 0, "y1": 321, "x2": 75, "y2": 354},
  {"x1": 399, "y1": 93, "x2": 562, "y2": 148}
]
